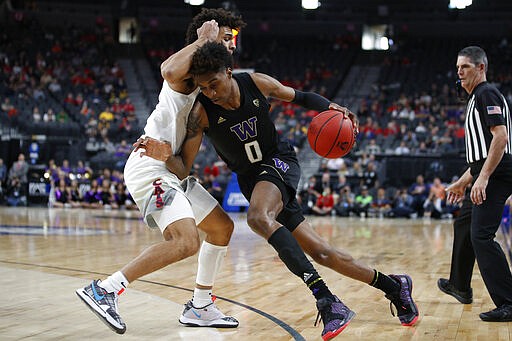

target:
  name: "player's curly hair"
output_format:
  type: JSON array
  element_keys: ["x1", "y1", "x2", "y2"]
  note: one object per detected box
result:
[
  {"x1": 189, "y1": 42, "x2": 233, "y2": 76},
  {"x1": 185, "y1": 8, "x2": 246, "y2": 44}
]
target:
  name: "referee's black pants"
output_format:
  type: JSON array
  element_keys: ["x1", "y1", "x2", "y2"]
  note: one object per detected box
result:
[
  {"x1": 471, "y1": 171, "x2": 512, "y2": 307},
  {"x1": 449, "y1": 195, "x2": 475, "y2": 292}
]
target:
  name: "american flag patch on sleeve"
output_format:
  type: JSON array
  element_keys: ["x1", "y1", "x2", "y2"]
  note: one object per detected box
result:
[{"x1": 487, "y1": 106, "x2": 502, "y2": 115}]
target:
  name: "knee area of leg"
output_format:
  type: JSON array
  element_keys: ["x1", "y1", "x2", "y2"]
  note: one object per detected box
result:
[
  {"x1": 246, "y1": 212, "x2": 268, "y2": 231},
  {"x1": 185, "y1": 236, "x2": 201, "y2": 256},
  {"x1": 470, "y1": 231, "x2": 492, "y2": 245}
]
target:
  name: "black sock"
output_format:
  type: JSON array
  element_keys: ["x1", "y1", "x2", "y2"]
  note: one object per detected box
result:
[
  {"x1": 268, "y1": 226, "x2": 332, "y2": 300},
  {"x1": 305, "y1": 274, "x2": 332, "y2": 300},
  {"x1": 369, "y1": 270, "x2": 400, "y2": 295}
]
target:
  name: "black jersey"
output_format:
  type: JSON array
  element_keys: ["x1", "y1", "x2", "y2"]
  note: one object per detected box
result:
[
  {"x1": 464, "y1": 82, "x2": 512, "y2": 164},
  {"x1": 198, "y1": 72, "x2": 281, "y2": 175}
]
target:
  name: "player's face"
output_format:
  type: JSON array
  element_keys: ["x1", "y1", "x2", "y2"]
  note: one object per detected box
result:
[
  {"x1": 196, "y1": 69, "x2": 233, "y2": 105},
  {"x1": 456, "y1": 55, "x2": 483, "y2": 94},
  {"x1": 216, "y1": 26, "x2": 237, "y2": 54}
]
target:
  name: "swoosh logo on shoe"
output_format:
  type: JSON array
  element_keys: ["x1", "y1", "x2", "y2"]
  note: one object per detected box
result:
[
  {"x1": 192, "y1": 309, "x2": 201, "y2": 318},
  {"x1": 91, "y1": 283, "x2": 105, "y2": 301}
]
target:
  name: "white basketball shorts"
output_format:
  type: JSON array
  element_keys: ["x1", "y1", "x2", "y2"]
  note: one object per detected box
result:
[{"x1": 124, "y1": 149, "x2": 218, "y2": 233}]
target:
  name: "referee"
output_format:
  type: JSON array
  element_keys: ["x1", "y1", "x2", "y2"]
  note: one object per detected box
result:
[{"x1": 445, "y1": 46, "x2": 512, "y2": 322}]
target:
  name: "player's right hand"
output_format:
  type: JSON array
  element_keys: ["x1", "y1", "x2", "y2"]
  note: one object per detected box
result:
[
  {"x1": 133, "y1": 136, "x2": 172, "y2": 162},
  {"x1": 328, "y1": 103, "x2": 359, "y2": 135},
  {"x1": 197, "y1": 20, "x2": 219, "y2": 42}
]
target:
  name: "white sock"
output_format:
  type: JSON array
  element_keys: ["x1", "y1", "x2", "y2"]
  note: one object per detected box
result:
[
  {"x1": 192, "y1": 288, "x2": 213, "y2": 308},
  {"x1": 99, "y1": 271, "x2": 129, "y2": 295}
]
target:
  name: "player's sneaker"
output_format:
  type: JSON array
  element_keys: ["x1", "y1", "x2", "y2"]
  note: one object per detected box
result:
[
  {"x1": 179, "y1": 300, "x2": 239, "y2": 328},
  {"x1": 386, "y1": 274, "x2": 419, "y2": 326},
  {"x1": 76, "y1": 280, "x2": 126, "y2": 334},
  {"x1": 315, "y1": 295, "x2": 355, "y2": 341}
]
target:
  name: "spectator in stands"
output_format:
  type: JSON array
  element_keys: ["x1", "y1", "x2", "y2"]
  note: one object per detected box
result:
[
  {"x1": 362, "y1": 161, "x2": 378, "y2": 189},
  {"x1": 75, "y1": 160, "x2": 93, "y2": 179},
  {"x1": 334, "y1": 174, "x2": 348, "y2": 193},
  {"x1": 390, "y1": 188, "x2": 415, "y2": 218},
  {"x1": 113, "y1": 183, "x2": 136, "y2": 210},
  {"x1": 69, "y1": 180, "x2": 83, "y2": 208},
  {"x1": 99, "y1": 106, "x2": 114, "y2": 131},
  {"x1": 82, "y1": 179, "x2": 101, "y2": 209},
  {"x1": 365, "y1": 138, "x2": 382, "y2": 155},
  {"x1": 334, "y1": 185, "x2": 355, "y2": 217},
  {"x1": 60, "y1": 159, "x2": 72, "y2": 176},
  {"x1": 122, "y1": 98, "x2": 135, "y2": 113},
  {"x1": 303, "y1": 175, "x2": 321, "y2": 208},
  {"x1": 43, "y1": 108, "x2": 56, "y2": 123},
  {"x1": 311, "y1": 186, "x2": 335, "y2": 216},
  {"x1": 1, "y1": 97, "x2": 17, "y2": 119},
  {"x1": 415, "y1": 141, "x2": 430, "y2": 155},
  {"x1": 52, "y1": 179, "x2": 71, "y2": 208},
  {"x1": 8, "y1": 153, "x2": 29, "y2": 184},
  {"x1": 99, "y1": 178, "x2": 117, "y2": 209},
  {"x1": 5, "y1": 176, "x2": 27, "y2": 207},
  {"x1": 408, "y1": 174, "x2": 428, "y2": 217},
  {"x1": 32, "y1": 106, "x2": 41, "y2": 122},
  {"x1": 48, "y1": 79, "x2": 62, "y2": 93},
  {"x1": 326, "y1": 157, "x2": 345, "y2": 173},
  {"x1": 114, "y1": 140, "x2": 131, "y2": 158},
  {"x1": 354, "y1": 186, "x2": 373, "y2": 217},
  {"x1": 114, "y1": 139, "x2": 132, "y2": 170},
  {"x1": 395, "y1": 141, "x2": 411, "y2": 155},
  {"x1": 371, "y1": 187, "x2": 392, "y2": 218},
  {"x1": 423, "y1": 177, "x2": 446, "y2": 219}
]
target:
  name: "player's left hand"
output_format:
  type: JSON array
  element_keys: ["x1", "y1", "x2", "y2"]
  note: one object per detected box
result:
[
  {"x1": 470, "y1": 175, "x2": 488, "y2": 205},
  {"x1": 328, "y1": 103, "x2": 359, "y2": 135},
  {"x1": 133, "y1": 136, "x2": 172, "y2": 162}
]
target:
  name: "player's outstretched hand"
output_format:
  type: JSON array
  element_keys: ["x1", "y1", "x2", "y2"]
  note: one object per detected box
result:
[
  {"x1": 133, "y1": 136, "x2": 172, "y2": 162},
  {"x1": 328, "y1": 103, "x2": 359, "y2": 135}
]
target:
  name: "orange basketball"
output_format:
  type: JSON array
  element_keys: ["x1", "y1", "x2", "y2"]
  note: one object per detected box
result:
[{"x1": 307, "y1": 110, "x2": 355, "y2": 158}]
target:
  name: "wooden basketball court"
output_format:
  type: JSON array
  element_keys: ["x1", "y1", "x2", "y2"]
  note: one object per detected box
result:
[{"x1": 0, "y1": 206, "x2": 511, "y2": 340}]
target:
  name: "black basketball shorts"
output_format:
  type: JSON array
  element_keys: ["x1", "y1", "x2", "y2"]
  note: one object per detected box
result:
[{"x1": 237, "y1": 143, "x2": 305, "y2": 231}]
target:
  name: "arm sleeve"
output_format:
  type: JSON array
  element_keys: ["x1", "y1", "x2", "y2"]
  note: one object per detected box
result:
[{"x1": 292, "y1": 89, "x2": 330, "y2": 112}]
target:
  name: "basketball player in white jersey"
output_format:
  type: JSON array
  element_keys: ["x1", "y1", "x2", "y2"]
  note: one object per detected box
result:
[{"x1": 75, "y1": 9, "x2": 246, "y2": 334}]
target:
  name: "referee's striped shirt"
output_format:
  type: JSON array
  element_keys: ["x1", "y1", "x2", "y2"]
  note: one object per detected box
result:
[{"x1": 464, "y1": 81, "x2": 512, "y2": 164}]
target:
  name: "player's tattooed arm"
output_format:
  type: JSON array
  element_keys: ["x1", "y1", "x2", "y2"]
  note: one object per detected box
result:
[
  {"x1": 186, "y1": 110, "x2": 202, "y2": 140},
  {"x1": 180, "y1": 102, "x2": 208, "y2": 176}
]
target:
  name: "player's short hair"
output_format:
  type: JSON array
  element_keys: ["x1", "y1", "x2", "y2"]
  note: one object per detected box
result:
[
  {"x1": 189, "y1": 42, "x2": 233, "y2": 76},
  {"x1": 458, "y1": 46, "x2": 488, "y2": 72},
  {"x1": 186, "y1": 8, "x2": 246, "y2": 44}
]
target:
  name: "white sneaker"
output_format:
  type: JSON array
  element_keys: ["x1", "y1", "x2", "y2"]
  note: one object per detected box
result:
[
  {"x1": 179, "y1": 300, "x2": 239, "y2": 328},
  {"x1": 76, "y1": 280, "x2": 126, "y2": 334}
]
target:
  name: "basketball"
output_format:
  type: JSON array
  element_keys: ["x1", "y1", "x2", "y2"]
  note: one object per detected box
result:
[{"x1": 307, "y1": 110, "x2": 355, "y2": 158}]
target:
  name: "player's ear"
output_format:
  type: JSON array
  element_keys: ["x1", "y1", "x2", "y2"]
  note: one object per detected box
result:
[{"x1": 226, "y1": 68, "x2": 232, "y2": 78}]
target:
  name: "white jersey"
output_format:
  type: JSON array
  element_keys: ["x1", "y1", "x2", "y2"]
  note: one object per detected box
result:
[
  {"x1": 145, "y1": 80, "x2": 200, "y2": 155},
  {"x1": 124, "y1": 81, "x2": 215, "y2": 229}
]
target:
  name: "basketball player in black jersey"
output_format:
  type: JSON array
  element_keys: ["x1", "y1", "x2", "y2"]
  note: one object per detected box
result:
[{"x1": 136, "y1": 42, "x2": 419, "y2": 339}]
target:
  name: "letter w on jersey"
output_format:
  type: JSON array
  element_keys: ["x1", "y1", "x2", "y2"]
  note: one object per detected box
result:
[
  {"x1": 487, "y1": 106, "x2": 502, "y2": 115},
  {"x1": 230, "y1": 117, "x2": 258, "y2": 141},
  {"x1": 273, "y1": 158, "x2": 289, "y2": 172}
]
